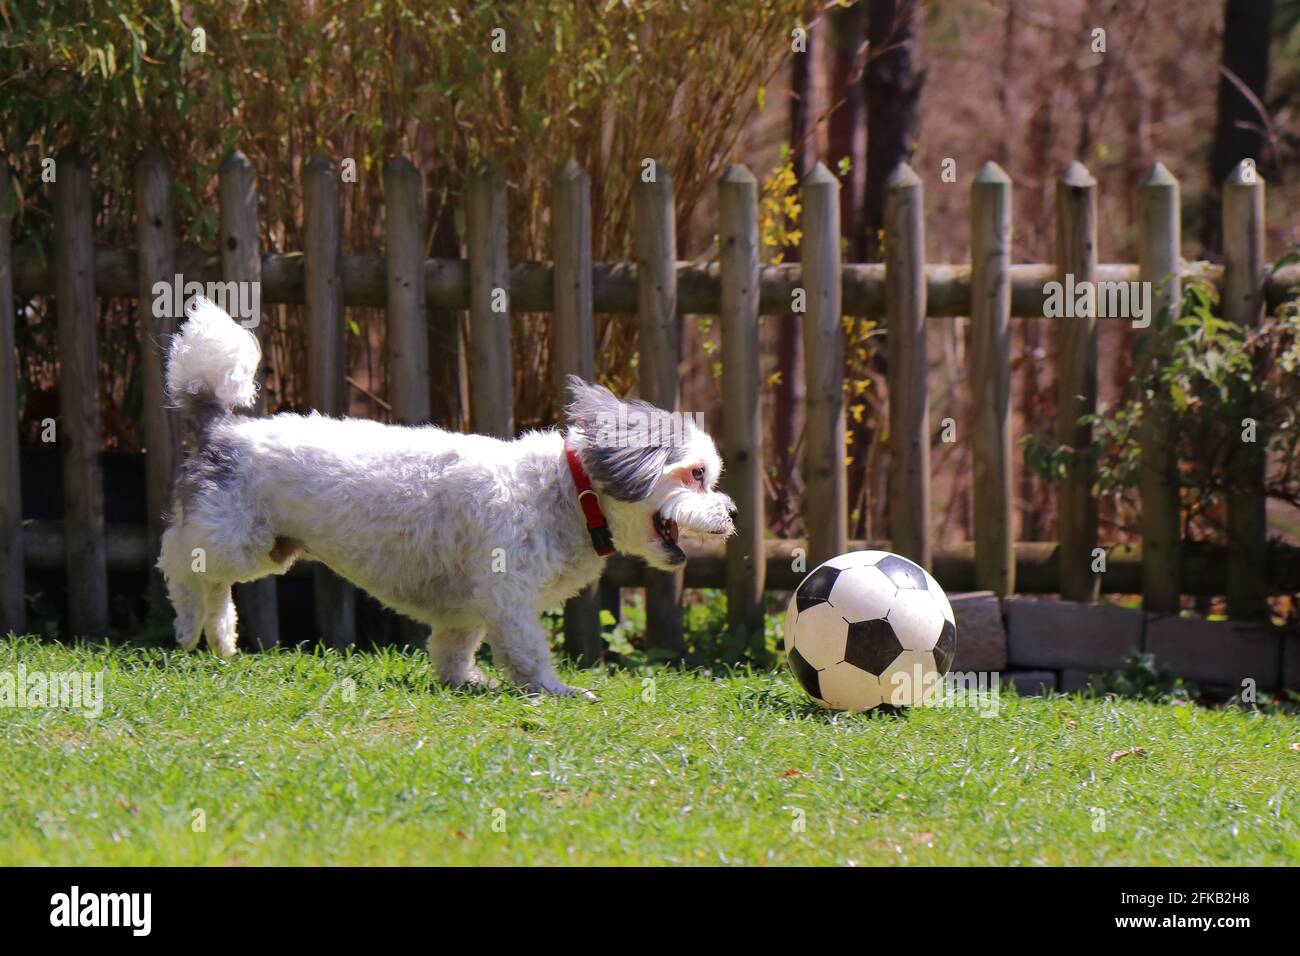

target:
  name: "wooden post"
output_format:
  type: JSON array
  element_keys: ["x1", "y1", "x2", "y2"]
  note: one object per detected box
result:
[
  {"x1": 384, "y1": 157, "x2": 431, "y2": 425},
  {"x1": 303, "y1": 155, "x2": 356, "y2": 649},
  {"x1": 635, "y1": 159, "x2": 683, "y2": 656},
  {"x1": 0, "y1": 160, "x2": 23, "y2": 635},
  {"x1": 220, "y1": 149, "x2": 280, "y2": 650},
  {"x1": 1136, "y1": 162, "x2": 1182, "y2": 614},
  {"x1": 800, "y1": 162, "x2": 847, "y2": 565},
  {"x1": 553, "y1": 159, "x2": 602, "y2": 665},
  {"x1": 719, "y1": 164, "x2": 765, "y2": 653},
  {"x1": 970, "y1": 161, "x2": 1015, "y2": 596},
  {"x1": 383, "y1": 156, "x2": 433, "y2": 649},
  {"x1": 1054, "y1": 161, "x2": 1099, "y2": 603},
  {"x1": 884, "y1": 163, "x2": 929, "y2": 567},
  {"x1": 427, "y1": 176, "x2": 468, "y2": 433},
  {"x1": 465, "y1": 161, "x2": 513, "y2": 439},
  {"x1": 1223, "y1": 159, "x2": 1267, "y2": 620},
  {"x1": 54, "y1": 148, "x2": 109, "y2": 636},
  {"x1": 135, "y1": 150, "x2": 181, "y2": 623}
]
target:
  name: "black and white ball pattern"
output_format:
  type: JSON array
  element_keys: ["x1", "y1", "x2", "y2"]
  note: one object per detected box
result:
[{"x1": 784, "y1": 551, "x2": 956, "y2": 711}]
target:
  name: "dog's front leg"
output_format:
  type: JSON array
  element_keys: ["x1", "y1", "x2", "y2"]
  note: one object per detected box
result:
[
  {"x1": 483, "y1": 609, "x2": 596, "y2": 701},
  {"x1": 427, "y1": 627, "x2": 498, "y2": 690}
]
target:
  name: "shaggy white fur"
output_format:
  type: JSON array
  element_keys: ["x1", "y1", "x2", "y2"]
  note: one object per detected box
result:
[
  {"x1": 165, "y1": 296, "x2": 261, "y2": 410},
  {"x1": 158, "y1": 297, "x2": 736, "y2": 697}
]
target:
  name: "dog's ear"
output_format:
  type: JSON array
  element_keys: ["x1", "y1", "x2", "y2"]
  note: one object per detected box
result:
[
  {"x1": 564, "y1": 376, "x2": 687, "y2": 502},
  {"x1": 563, "y1": 376, "x2": 617, "y2": 431}
]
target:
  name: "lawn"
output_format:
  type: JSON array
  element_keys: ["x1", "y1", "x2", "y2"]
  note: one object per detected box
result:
[{"x1": 1, "y1": 634, "x2": 1298, "y2": 865}]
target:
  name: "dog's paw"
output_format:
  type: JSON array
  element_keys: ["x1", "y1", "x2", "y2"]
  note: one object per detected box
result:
[
  {"x1": 441, "y1": 666, "x2": 501, "y2": 692},
  {"x1": 463, "y1": 667, "x2": 501, "y2": 690},
  {"x1": 526, "y1": 681, "x2": 597, "y2": 701}
]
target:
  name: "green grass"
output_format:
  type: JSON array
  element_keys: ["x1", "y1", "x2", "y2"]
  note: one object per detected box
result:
[{"x1": 1, "y1": 635, "x2": 1298, "y2": 865}]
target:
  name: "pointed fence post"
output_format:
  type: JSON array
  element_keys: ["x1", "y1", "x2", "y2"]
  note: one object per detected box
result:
[
  {"x1": 221, "y1": 149, "x2": 280, "y2": 649},
  {"x1": 1054, "y1": 161, "x2": 1100, "y2": 603},
  {"x1": 552, "y1": 159, "x2": 604, "y2": 665},
  {"x1": 1136, "y1": 162, "x2": 1182, "y2": 614},
  {"x1": 885, "y1": 162, "x2": 929, "y2": 568},
  {"x1": 135, "y1": 150, "x2": 181, "y2": 625},
  {"x1": 800, "y1": 162, "x2": 846, "y2": 567},
  {"x1": 0, "y1": 159, "x2": 23, "y2": 635},
  {"x1": 383, "y1": 155, "x2": 433, "y2": 649},
  {"x1": 303, "y1": 155, "x2": 356, "y2": 650},
  {"x1": 970, "y1": 161, "x2": 1014, "y2": 596},
  {"x1": 719, "y1": 164, "x2": 765, "y2": 653},
  {"x1": 466, "y1": 161, "x2": 513, "y2": 439},
  {"x1": 1223, "y1": 159, "x2": 1267, "y2": 620},
  {"x1": 54, "y1": 147, "x2": 109, "y2": 636},
  {"x1": 635, "y1": 159, "x2": 683, "y2": 656},
  {"x1": 385, "y1": 157, "x2": 431, "y2": 426}
]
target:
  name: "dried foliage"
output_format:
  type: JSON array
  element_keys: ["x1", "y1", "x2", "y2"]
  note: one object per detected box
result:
[{"x1": 1, "y1": 0, "x2": 803, "y2": 439}]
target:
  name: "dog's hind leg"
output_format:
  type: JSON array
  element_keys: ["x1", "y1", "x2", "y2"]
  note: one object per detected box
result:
[
  {"x1": 158, "y1": 525, "x2": 204, "y2": 651},
  {"x1": 200, "y1": 582, "x2": 239, "y2": 657},
  {"x1": 166, "y1": 576, "x2": 204, "y2": 652},
  {"x1": 428, "y1": 627, "x2": 496, "y2": 689}
]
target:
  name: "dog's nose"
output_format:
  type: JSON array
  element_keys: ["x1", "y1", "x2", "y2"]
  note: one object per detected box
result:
[{"x1": 727, "y1": 505, "x2": 738, "y2": 522}]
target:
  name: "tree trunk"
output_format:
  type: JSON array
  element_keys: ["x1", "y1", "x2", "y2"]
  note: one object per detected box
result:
[
  {"x1": 828, "y1": 2, "x2": 866, "y2": 259},
  {"x1": 856, "y1": 0, "x2": 925, "y2": 540},
  {"x1": 1202, "y1": 0, "x2": 1273, "y2": 254},
  {"x1": 772, "y1": 11, "x2": 814, "y2": 529},
  {"x1": 860, "y1": 0, "x2": 925, "y2": 262}
]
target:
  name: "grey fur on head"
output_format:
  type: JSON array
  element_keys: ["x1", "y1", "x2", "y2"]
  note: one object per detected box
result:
[{"x1": 564, "y1": 375, "x2": 691, "y2": 502}]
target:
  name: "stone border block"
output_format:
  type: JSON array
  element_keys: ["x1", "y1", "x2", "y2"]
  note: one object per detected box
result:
[
  {"x1": 1145, "y1": 615, "x2": 1281, "y2": 688},
  {"x1": 1003, "y1": 670, "x2": 1057, "y2": 695},
  {"x1": 949, "y1": 591, "x2": 1007, "y2": 672},
  {"x1": 1006, "y1": 597, "x2": 1143, "y2": 671},
  {"x1": 1060, "y1": 669, "x2": 1098, "y2": 693}
]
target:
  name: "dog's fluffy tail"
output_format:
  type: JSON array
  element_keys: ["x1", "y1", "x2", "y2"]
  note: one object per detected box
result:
[{"x1": 166, "y1": 296, "x2": 260, "y2": 424}]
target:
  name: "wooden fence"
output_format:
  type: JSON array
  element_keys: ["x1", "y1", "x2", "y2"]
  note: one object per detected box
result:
[{"x1": 3, "y1": 149, "x2": 1300, "y2": 659}]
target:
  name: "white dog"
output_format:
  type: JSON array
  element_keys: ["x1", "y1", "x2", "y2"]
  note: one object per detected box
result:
[{"x1": 158, "y1": 297, "x2": 736, "y2": 697}]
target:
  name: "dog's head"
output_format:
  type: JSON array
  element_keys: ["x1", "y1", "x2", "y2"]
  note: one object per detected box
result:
[{"x1": 564, "y1": 377, "x2": 736, "y2": 570}]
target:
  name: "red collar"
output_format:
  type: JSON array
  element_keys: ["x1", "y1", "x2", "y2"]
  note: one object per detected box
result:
[{"x1": 564, "y1": 438, "x2": 615, "y2": 557}]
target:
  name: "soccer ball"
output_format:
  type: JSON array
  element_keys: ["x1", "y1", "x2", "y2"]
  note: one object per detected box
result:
[{"x1": 784, "y1": 551, "x2": 956, "y2": 712}]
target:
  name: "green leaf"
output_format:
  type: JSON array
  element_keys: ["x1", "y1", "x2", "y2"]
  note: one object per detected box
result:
[{"x1": 1270, "y1": 248, "x2": 1300, "y2": 274}]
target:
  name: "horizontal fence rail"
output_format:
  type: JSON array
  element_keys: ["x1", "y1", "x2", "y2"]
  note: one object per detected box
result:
[
  {"x1": 12, "y1": 243, "x2": 1300, "y2": 316},
  {"x1": 16, "y1": 520, "x2": 1300, "y2": 595},
  {"x1": 1, "y1": 150, "x2": 1296, "y2": 647}
]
